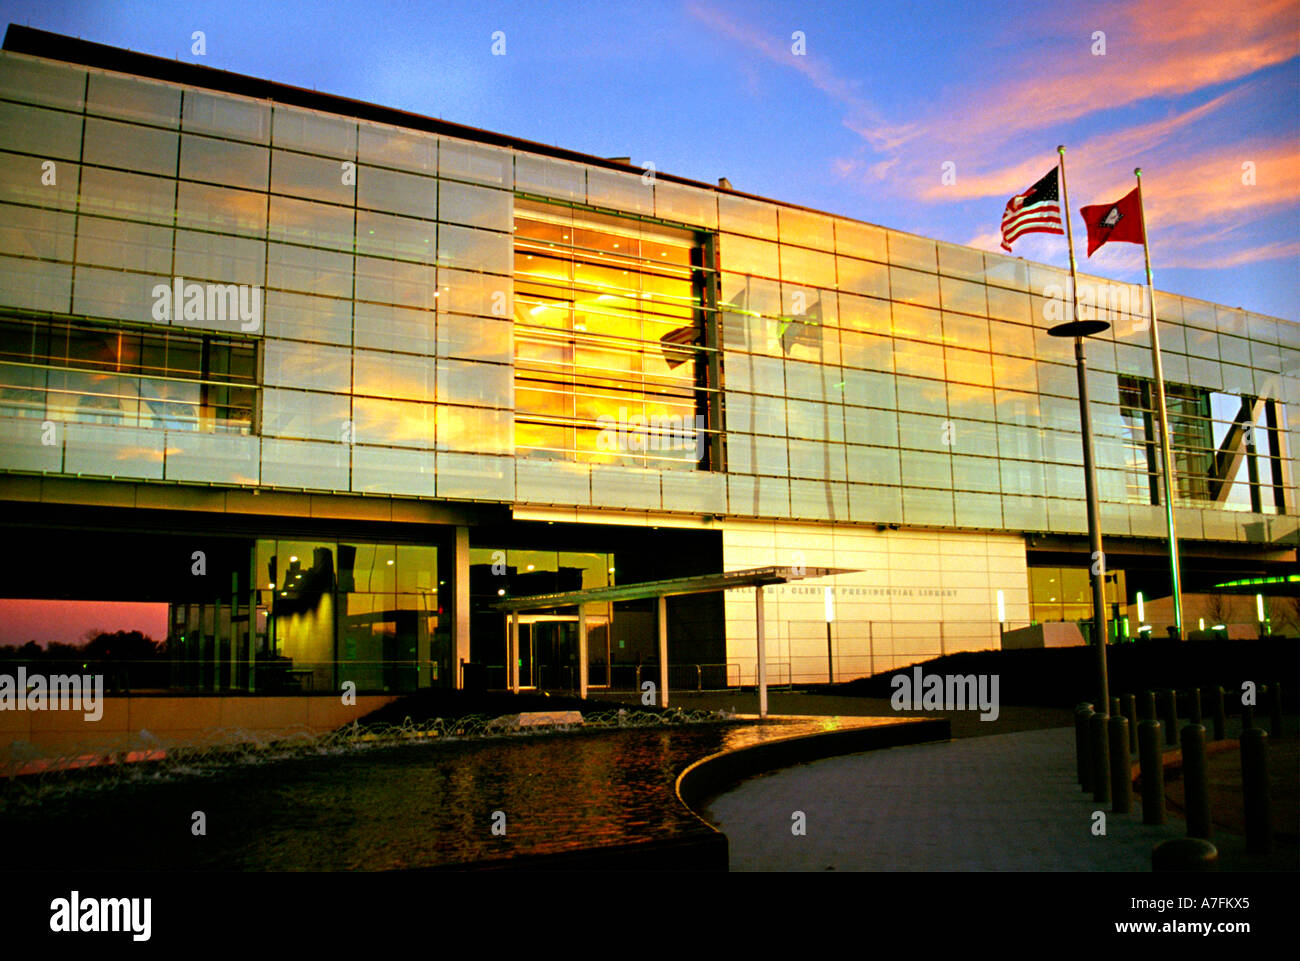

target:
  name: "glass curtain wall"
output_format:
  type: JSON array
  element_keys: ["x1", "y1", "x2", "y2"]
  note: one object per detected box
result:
[
  {"x1": 1119, "y1": 373, "x2": 1290, "y2": 513},
  {"x1": 512, "y1": 199, "x2": 716, "y2": 468},
  {"x1": 250, "y1": 538, "x2": 445, "y2": 693}
]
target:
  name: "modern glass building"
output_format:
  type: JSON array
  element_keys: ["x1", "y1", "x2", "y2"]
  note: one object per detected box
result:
[{"x1": 1, "y1": 26, "x2": 1295, "y2": 694}]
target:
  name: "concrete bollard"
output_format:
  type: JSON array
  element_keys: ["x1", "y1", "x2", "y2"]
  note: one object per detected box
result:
[
  {"x1": 1268, "y1": 680, "x2": 1284, "y2": 737},
  {"x1": 1240, "y1": 727, "x2": 1273, "y2": 855},
  {"x1": 1211, "y1": 685, "x2": 1225, "y2": 741},
  {"x1": 1075, "y1": 703, "x2": 1094, "y2": 791},
  {"x1": 1153, "y1": 837, "x2": 1218, "y2": 872},
  {"x1": 1163, "y1": 689, "x2": 1179, "y2": 746},
  {"x1": 1123, "y1": 693, "x2": 1138, "y2": 755},
  {"x1": 1180, "y1": 724, "x2": 1212, "y2": 840},
  {"x1": 1090, "y1": 712, "x2": 1111, "y2": 805},
  {"x1": 1138, "y1": 719, "x2": 1165, "y2": 825},
  {"x1": 1141, "y1": 689, "x2": 1157, "y2": 722},
  {"x1": 1108, "y1": 714, "x2": 1132, "y2": 814},
  {"x1": 1189, "y1": 687, "x2": 1202, "y2": 726}
]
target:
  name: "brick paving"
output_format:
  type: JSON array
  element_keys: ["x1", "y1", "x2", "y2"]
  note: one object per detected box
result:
[{"x1": 702, "y1": 726, "x2": 1296, "y2": 872}]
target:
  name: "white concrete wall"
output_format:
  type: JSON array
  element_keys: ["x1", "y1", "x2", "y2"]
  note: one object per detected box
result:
[{"x1": 722, "y1": 520, "x2": 1029, "y2": 683}]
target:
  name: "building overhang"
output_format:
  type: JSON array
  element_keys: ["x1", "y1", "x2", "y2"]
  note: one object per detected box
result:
[{"x1": 492, "y1": 565, "x2": 855, "y2": 611}]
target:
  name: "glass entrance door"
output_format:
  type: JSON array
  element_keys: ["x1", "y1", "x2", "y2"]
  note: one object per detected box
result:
[{"x1": 517, "y1": 614, "x2": 609, "y2": 691}]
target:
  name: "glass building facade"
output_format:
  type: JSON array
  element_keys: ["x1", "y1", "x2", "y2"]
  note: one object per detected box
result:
[{"x1": 0, "y1": 28, "x2": 1295, "y2": 690}]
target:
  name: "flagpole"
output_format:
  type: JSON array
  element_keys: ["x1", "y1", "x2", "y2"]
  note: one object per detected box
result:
[
  {"x1": 1133, "y1": 167, "x2": 1184, "y2": 638},
  {"x1": 1057, "y1": 145, "x2": 1110, "y2": 711}
]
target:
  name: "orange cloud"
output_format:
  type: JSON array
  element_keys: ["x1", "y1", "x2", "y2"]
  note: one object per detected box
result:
[{"x1": 953, "y1": 0, "x2": 1299, "y2": 145}]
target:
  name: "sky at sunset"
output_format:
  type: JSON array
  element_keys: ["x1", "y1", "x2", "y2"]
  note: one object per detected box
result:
[
  {"x1": 2, "y1": 0, "x2": 1294, "y2": 318},
  {"x1": 0, "y1": 598, "x2": 168, "y2": 647}
]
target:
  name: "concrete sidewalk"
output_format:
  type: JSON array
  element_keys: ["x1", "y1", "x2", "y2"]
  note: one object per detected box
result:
[{"x1": 703, "y1": 726, "x2": 1294, "y2": 872}]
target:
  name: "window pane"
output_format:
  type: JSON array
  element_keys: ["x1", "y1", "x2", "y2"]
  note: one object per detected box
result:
[
  {"x1": 355, "y1": 255, "x2": 437, "y2": 309},
  {"x1": 271, "y1": 149, "x2": 354, "y2": 205},
  {"x1": 79, "y1": 167, "x2": 176, "y2": 224},
  {"x1": 272, "y1": 105, "x2": 356, "y2": 158},
  {"x1": 263, "y1": 339, "x2": 350, "y2": 392},
  {"x1": 178, "y1": 181, "x2": 267, "y2": 237},
  {"x1": 83, "y1": 118, "x2": 178, "y2": 176},
  {"x1": 354, "y1": 302, "x2": 432, "y2": 354},
  {"x1": 357, "y1": 164, "x2": 438, "y2": 216},
  {"x1": 86, "y1": 71, "x2": 180, "y2": 127},
  {"x1": 779, "y1": 244, "x2": 836, "y2": 287},
  {"x1": 0, "y1": 53, "x2": 85, "y2": 109},
  {"x1": 439, "y1": 137, "x2": 511, "y2": 187},
  {"x1": 437, "y1": 224, "x2": 511, "y2": 275},
  {"x1": 0, "y1": 101, "x2": 83, "y2": 159},
  {"x1": 890, "y1": 265, "x2": 941, "y2": 308},
  {"x1": 355, "y1": 349, "x2": 435, "y2": 401},
  {"x1": 174, "y1": 229, "x2": 266, "y2": 286},
  {"x1": 355, "y1": 209, "x2": 436, "y2": 262},
  {"x1": 437, "y1": 359, "x2": 511, "y2": 407},
  {"x1": 359, "y1": 121, "x2": 436, "y2": 173},
  {"x1": 437, "y1": 404, "x2": 511, "y2": 453},
  {"x1": 515, "y1": 154, "x2": 584, "y2": 201},
  {"x1": 438, "y1": 314, "x2": 511, "y2": 363},
  {"x1": 721, "y1": 233, "x2": 779, "y2": 278},
  {"x1": 718, "y1": 194, "x2": 778, "y2": 239},
  {"x1": 268, "y1": 242, "x2": 354, "y2": 299},
  {"x1": 269, "y1": 195, "x2": 355, "y2": 251},
  {"x1": 182, "y1": 90, "x2": 270, "y2": 143},
  {"x1": 352, "y1": 397, "x2": 434, "y2": 448},
  {"x1": 180, "y1": 135, "x2": 269, "y2": 191},
  {"x1": 262, "y1": 387, "x2": 349, "y2": 441},
  {"x1": 439, "y1": 180, "x2": 511, "y2": 231},
  {"x1": 265, "y1": 290, "x2": 352, "y2": 345},
  {"x1": 75, "y1": 216, "x2": 171, "y2": 274},
  {"x1": 836, "y1": 256, "x2": 889, "y2": 298}
]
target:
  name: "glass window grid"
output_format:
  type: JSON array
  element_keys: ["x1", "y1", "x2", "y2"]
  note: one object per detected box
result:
[
  {"x1": 0, "y1": 314, "x2": 256, "y2": 432},
  {"x1": 2, "y1": 52, "x2": 1300, "y2": 525}
]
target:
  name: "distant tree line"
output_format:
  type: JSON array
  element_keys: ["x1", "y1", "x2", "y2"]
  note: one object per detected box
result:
[{"x1": 0, "y1": 630, "x2": 168, "y2": 691}]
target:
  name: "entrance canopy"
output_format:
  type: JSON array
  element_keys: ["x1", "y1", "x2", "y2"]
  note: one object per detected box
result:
[{"x1": 491, "y1": 565, "x2": 856, "y2": 716}]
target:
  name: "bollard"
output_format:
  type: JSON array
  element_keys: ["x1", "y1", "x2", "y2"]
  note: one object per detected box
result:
[
  {"x1": 1240, "y1": 727, "x2": 1273, "y2": 854},
  {"x1": 1138, "y1": 719, "x2": 1165, "y2": 825},
  {"x1": 1242, "y1": 701, "x2": 1255, "y2": 732},
  {"x1": 1180, "y1": 724, "x2": 1212, "y2": 840},
  {"x1": 1075, "y1": 703, "x2": 1094, "y2": 791},
  {"x1": 1153, "y1": 837, "x2": 1218, "y2": 872},
  {"x1": 1141, "y1": 689, "x2": 1157, "y2": 722},
  {"x1": 1163, "y1": 689, "x2": 1179, "y2": 746},
  {"x1": 1110, "y1": 696, "x2": 1121, "y2": 719},
  {"x1": 1268, "y1": 680, "x2": 1284, "y2": 737},
  {"x1": 1189, "y1": 687, "x2": 1202, "y2": 726},
  {"x1": 1123, "y1": 693, "x2": 1138, "y2": 755},
  {"x1": 1090, "y1": 712, "x2": 1111, "y2": 805},
  {"x1": 1211, "y1": 685, "x2": 1225, "y2": 741},
  {"x1": 1108, "y1": 714, "x2": 1132, "y2": 814}
]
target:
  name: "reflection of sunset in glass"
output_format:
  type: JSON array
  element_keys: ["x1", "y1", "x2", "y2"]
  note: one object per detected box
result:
[{"x1": 513, "y1": 200, "x2": 711, "y2": 468}]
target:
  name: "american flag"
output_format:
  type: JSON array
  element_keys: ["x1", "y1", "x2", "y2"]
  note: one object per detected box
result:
[{"x1": 1000, "y1": 166, "x2": 1064, "y2": 252}]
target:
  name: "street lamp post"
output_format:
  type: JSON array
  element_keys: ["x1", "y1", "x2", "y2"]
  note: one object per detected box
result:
[{"x1": 1049, "y1": 317, "x2": 1112, "y2": 714}]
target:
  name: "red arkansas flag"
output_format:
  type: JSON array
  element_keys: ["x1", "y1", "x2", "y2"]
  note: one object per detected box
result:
[{"x1": 1080, "y1": 187, "x2": 1145, "y2": 256}]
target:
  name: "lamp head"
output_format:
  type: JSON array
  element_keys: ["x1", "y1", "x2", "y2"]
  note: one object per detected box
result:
[{"x1": 1048, "y1": 320, "x2": 1110, "y2": 338}]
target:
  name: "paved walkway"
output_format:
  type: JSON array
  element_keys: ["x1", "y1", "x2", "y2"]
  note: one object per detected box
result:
[{"x1": 705, "y1": 726, "x2": 1190, "y2": 872}]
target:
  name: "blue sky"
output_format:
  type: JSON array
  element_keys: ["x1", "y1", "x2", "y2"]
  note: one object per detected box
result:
[{"x1": 3, "y1": 0, "x2": 1297, "y2": 318}]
